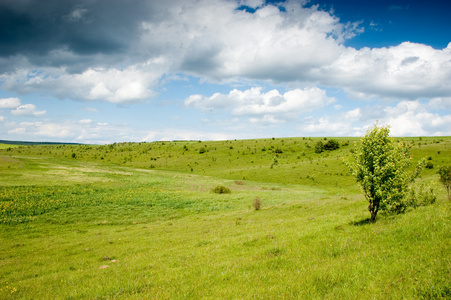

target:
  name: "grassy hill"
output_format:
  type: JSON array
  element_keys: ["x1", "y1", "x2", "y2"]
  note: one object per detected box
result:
[{"x1": 0, "y1": 137, "x2": 450, "y2": 298}]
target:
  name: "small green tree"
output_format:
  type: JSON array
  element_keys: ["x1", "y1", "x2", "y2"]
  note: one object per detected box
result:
[
  {"x1": 324, "y1": 139, "x2": 340, "y2": 151},
  {"x1": 346, "y1": 123, "x2": 423, "y2": 222},
  {"x1": 315, "y1": 141, "x2": 324, "y2": 153},
  {"x1": 438, "y1": 166, "x2": 451, "y2": 201}
]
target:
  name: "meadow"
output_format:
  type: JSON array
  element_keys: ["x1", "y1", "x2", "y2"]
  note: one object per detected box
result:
[{"x1": 0, "y1": 137, "x2": 450, "y2": 299}]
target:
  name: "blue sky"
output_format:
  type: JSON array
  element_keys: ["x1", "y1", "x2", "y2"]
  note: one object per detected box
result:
[{"x1": 0, "y1": 0, "x2": 450, "y2": 143}]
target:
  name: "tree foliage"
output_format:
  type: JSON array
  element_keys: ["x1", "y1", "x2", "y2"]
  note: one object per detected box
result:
[
  {"x1": 314, "y1": 141, "x2": 324, "y2": 153},
  {"x1": 315, "y1": 139, "x2": 340, "y2": 153},
  {"x1": 438, "y1": 166, "x2": 451, "y2": 201},
  {"x1": 324, "y1": 139, "x2": 340, "y2": 151},
  {"x1": 346, "y1": 123, "x2": 424, "y2": 222}
]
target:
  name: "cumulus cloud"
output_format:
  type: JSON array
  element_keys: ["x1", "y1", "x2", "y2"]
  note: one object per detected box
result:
[
  {"x1": 11, "y1": 104, "x2": 46, "y2": 116},
  {"x1": 78, "y1": 119, "x2": 92, "y2": 124},
  {"x1": 303, "y1": 100, "x2": 451, "y2": 137},
  {"x1": 186, "y1": 86, "x2": 335, "y2": 122},
  {"x1": 0, "y1": 97, "x2": 21, "y2": 108},
  {"x1": 2, "y1": 63, "x2": 162, "y2": 103},
  {"x1": 239, "y1": 0, "x2": 265, "y2": 9},
  {"x1": 429, "y1": 97, "x2": 451, "y2": 110},
  {"x1": 303, "y1": 115, "x2": 365, "y2": 137},
  {"x1": 0, "y1": 97, "x2": 47, "y2": 117},
  {"x1": 382, "y1": 100, "x2": 451, "y2": 136},
  {"x1": 320, "y1": 42, "x2": 451, "y2": 100}
]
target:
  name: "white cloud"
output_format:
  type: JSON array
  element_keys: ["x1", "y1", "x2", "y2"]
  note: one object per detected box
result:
[
  {"x1": 0, "y1": 115, "x2": 4, "y2": 121},
  {"x1": 382, "y1": 100, "x2": 451, "y2": 136},
  {"x1": 2, "y1": 62, "x2": 164, "y2": 104},
  {"x1": 303, "y1": 116, "x2": 365, "y2": 137},
  {"x1": 79, "y1": 119, "x2": 92, "y2": 124},
  {"x1": 186, "y1": 86, "x2": 335, "y2": 122},
  {"x1": 141, "y1": 129, "x2": 232, "y2": 142},
  {"x1": 344, "y1": 108, "x2": 361, "y2": 121},
  {"x1": 0, "y1": 97, "x2": 21, "y2": 108},
  {"x1": 429, "y1": 97, "x2": 451, "y2": 110},
  {"x1": 303, "y1": 100, "x2": 451, "y2": 137},
  {"x1": 239, "y1": 0, "x2": 264, "y2": 9},
  {"x1": 321, "y1": 42, "x2": 451, "y2": 100},
  {"x1": 137, "y1": 1, "x2": 451, "y2": 101},
  {"x1": 11, "y1": 104, "x2": 46, "y2": 117}
]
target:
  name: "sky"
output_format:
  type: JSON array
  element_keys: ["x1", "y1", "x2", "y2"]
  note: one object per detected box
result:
[{"x1": 0, "y1": 0, "x2": 450, "y2": 144}]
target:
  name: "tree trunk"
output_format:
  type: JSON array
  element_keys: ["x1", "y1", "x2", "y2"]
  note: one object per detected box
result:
[
  {"x1": 368, "y1": 202, "x2": 378, "y2": 223},
  {"x1": 369, "y1": 209, "x2": 377, "y2": 223}
]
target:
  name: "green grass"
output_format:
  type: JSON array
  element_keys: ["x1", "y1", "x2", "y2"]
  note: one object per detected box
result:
[
  {"x1": 0, "y1": 144, "x2": 21, "y2": 150},
  {"x1": 0, "y1": 137, "x2": 450, "y2": 299}
]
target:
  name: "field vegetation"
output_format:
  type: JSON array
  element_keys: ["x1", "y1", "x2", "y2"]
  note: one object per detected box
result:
[{"x1": 0, "y1": 136, "x2": 450, "y2": 299}]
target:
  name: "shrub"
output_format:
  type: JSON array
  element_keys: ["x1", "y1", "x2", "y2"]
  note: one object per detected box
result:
[
  {"x1": 314, "y1": 141, "x2": 324, "y2": 153},
  {"x1": 438, "y1": 166, "x2": 451, "y2": 201},
  {"x1": 324, "y1": 139, "x2": 340, "y2": 151},
  {"x1": 425, "y1": 161, "x2": 434, "y2": 169},
  {"x1": 212, "y1": 185, "x2": 231, "y2": 194},
  {"x1": 407, "y1": 181, "x2": 437, "y2": 208},
  {"x1": 253, "y1": 197, "x2": 262, "y2": 210}
]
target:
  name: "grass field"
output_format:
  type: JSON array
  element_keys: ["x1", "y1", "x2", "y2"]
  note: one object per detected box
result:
[
  {"x1": 0, "y1": 137, "x2": 450, "y2": 299},
  {"x1": 0, "y1": 144, "x2": 21, "y2": 150}
]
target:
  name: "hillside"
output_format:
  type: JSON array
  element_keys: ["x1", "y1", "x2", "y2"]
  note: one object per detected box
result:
[{"x1": 3, "y1": 136, "x2": 449, "y2": 188}]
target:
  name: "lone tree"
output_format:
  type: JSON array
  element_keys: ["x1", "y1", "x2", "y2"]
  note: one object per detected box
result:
[
  {"x1": 438, "y1": 166, "x2": 451, "y2": 201},
  {"x1": 346, "y1": 123, "x2": 423, "y2": 222}
]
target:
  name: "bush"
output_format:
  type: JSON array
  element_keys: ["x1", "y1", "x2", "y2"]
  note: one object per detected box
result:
[
  {"x1": 212, "y1": 185, "x2": 231, "y2": 194},
  {"x1": 253, "y1": 197, "x2": 262, "y2": 210},
  {"x1": 324, "y1": 139, "x2": 340, "y2": 151},
  {"x1": 314, "y1": 141, "x2": 324, "y2": 153},
  {"x1": 438, "y1": 166, "x2": 451, "y2": 201},
  {"x1": 425, "y1": 161, "x2": 434, "y2": 169},
  {"x1": 407, "y1": 181, "x2": 437, "y2": 208}
]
